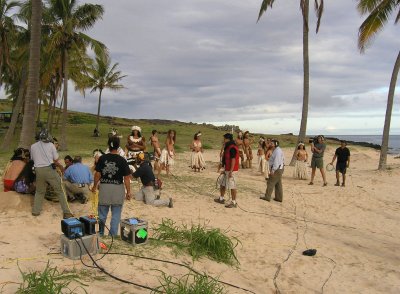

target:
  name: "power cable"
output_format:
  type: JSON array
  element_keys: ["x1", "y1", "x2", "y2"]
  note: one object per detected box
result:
[{"x1": 76, "y1": 236, "x2": 160, "y2": 293}]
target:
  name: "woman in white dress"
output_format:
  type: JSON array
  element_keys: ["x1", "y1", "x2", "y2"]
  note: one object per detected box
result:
[
  {"x1": 293, "y1": 142, "x2": 308, "y2": 180},
  {"x1": 190, "y1": 132, "x2": 206, "y2": 172},
  {"x1": 159, "y1": 129, "x2": 176, "y2": 176}
]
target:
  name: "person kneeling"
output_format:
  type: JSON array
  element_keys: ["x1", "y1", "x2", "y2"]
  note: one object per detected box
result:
[{"x1": 133, "y1": 153, "x2": 173, "y2": 208}]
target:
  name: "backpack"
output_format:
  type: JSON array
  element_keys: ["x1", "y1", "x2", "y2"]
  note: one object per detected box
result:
[{"x1": 14, "y1": 180, "x2": 29, "y2": 194}]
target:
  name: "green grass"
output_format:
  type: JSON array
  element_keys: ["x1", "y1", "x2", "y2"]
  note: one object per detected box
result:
[
  {"x1": 152, "y1": 219, "x2": 240, "y2": 266},
  {"x1": 152, "y1": 271, "x2": 226, "y2": 294},
  {"x1": 16, "y1": 261, "x2": 88, "y2": 294}
]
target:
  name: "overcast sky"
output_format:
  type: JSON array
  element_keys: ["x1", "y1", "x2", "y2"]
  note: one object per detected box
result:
[{"x1": 67, "y1": 0, "x2": 399, "y2": 135}]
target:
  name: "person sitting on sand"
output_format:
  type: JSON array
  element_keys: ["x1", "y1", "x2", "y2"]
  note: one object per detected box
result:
[
  {"x1": 92, "y1": 136, "x2": 131, "y2": 236},
  {"x1": 159, "y1": 129, "x2": 176, "y2": 176},
  {"x1": 3, "y1": 148, "x2": 30, "y2": 192},
  {"x1": 64, "y1": 155, "x2": 73, "y2": 171},
  {"x1": 309, "y1": 135, "x2": 328, "y2": 187},
  {"x1": 235, "y1": 131, "x2": 245, "y2": 169},
  {"x1": 293, "y1": 142, "x2": 308, "y2": 180},
  {"x1": 63, "y1": 156, "x2": 93, "y2": 203},
  {"x1": 261, "y1": 139, "x2": 285, "y2": 202},
  {"x1": 190, "y1": 132, "x2": 206, "y2": 172},
  {"x1": 133, "y1": 153, "x2": 173, "y2": 208},
  {"x1": 330, "y1": 140, "x2": 351, "y2": 187},
  {"x1": 126, "y1": 126, "x2": 145, "y2": 159},
  {"x1": 215, "y1": 133, "x2": 239, "y2": 208},
  {"x1": 243, "y1": 131, "x2": 253, "y2": 168},
  {"x1": 150, "y1": 130, "x2": 161, "y2": 172}
]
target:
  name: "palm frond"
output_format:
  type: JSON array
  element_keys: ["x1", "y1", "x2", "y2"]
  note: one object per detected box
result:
[
  {"x1": 73, "y1": 3, "x2": 104, "y2": 31},
  {"x1": 300, "y1": 0, "x2": 309, "y2": 32},
  {"x1": 314, "y1": 0, "x2": 324, "y2": 33},
  {"x1": 357, "y1": 0, "x2": 382, "y2": 14},
  {"x1": 358, "y1": 0, "x2": 398, "y2": 52},
  {"x1": 257, "y1": 0, "x2": 275, "y2": 22}
]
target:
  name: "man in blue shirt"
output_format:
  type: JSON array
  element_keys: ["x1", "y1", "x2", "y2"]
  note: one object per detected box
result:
[{"x1": 63, "y1": 156, "x2": 93, "y2": 203}]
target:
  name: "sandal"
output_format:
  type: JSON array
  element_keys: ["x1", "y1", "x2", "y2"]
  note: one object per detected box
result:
[{"x1": 308, "y1": 182, "x2": 313, "y2": 185}]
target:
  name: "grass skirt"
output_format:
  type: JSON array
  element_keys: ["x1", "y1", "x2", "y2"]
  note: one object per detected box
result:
[
  {"x1": 294, "y1": 160, "x2": 308, "y2": 179},
  {"x1": 190, "y1": 151, "x2": 206, "y2": 170}
]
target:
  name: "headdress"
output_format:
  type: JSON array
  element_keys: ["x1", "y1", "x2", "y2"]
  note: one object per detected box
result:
[{"x1": 131, "y1": 126, "x2": 141, "y2": 132}]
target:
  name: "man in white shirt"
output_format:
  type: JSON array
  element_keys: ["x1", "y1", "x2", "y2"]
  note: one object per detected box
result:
[
  {"x1": 261, "y1": 139, "x2": 285, "y2": 202},
  {"x1": 31, "y1": 129, "x2": 74, "y2": 219}
]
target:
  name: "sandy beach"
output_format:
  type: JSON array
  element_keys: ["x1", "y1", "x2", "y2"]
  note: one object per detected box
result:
[{"x1": 0, "y1": 145, "x2": 399, "y2": 293}]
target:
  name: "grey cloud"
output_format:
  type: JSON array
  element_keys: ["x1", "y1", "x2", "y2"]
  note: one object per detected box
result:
[{"x1": 69, "y1": 0, "x2": 399, "y2": 131}]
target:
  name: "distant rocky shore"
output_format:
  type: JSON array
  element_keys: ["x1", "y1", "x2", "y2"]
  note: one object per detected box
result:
[{"x1": 325, "y1": 136, "x2": 381, "y2": 150}]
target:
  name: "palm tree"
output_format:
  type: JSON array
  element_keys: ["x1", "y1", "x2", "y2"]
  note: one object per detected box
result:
[
  {"x1": 258, "y1": 0, "x2": 324, "y2": 166},
  {"x1": 0, "y1": 0, "x2": 20, "y2": 88},
  {"x1": 44, "y1": 0, "x2": 106, "y2": 150},
  {"x1": 357, "y1": 1, "x2": 400, "y2": 170},
  {"x1": 82, "y1": 55, "x2": 126, "y2": 136},
  {"x1": 18, "y1": 0, "x2": 42, "y2": 148}
]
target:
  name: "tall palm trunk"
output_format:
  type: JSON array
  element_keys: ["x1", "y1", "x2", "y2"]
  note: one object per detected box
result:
[
  {"x1": 60, "y1": 49, "x2": 68, "y2": 150},
  {"x1": 19, "y1": 0, "x2": 42, "y2": 148},
  {"x1": 378, "y1": 50, "x2": 400, "y2": 170},
  {"x1": 1, "y1": 68, "x2": 27, "y2": 150},
  {"x1": 95, "y1": 88, "x2": 103, "y2": 135},
  {"x1": 290, "y1": 0, "x2": 309, "y2": 166}
]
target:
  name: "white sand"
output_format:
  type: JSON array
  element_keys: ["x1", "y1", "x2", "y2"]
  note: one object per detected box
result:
[{"x1": 0, "y1": 146, "x2": 399, "y2": 293}]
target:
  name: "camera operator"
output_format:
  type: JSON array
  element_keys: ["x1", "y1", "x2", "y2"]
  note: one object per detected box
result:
[
  {"x1": 309, "y1": 135, "x2": 328, "y2": 186},
  {"x1": 31, "y1": 129, "x2": 73, "y2": 219}
]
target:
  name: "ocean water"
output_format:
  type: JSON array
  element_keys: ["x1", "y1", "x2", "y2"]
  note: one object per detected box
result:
[{"x1": 331, "y1": 135, "x2": 400, "y2": 154}]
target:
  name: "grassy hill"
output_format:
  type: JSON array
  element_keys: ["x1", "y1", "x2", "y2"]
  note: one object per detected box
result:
[{"x1": 0, "y1": 99, "x2": 300, "y2": 165}]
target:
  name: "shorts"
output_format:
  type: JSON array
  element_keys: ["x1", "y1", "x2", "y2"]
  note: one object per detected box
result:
[
  {"x1": 336, "y1": 162, "x2": 347, "y2": 174},
  {"x1": 217, "y1": 171, "x2": 237, "y2": 190},
  {"x1": 311, "y1": 157, "x2": 324, "y2": 169}
]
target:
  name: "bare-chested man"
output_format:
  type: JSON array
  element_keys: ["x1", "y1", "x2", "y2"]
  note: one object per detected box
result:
[
  {"x1": 243, "y1": 131, "x2": 253, "y2": 168},
  {"x1": 150, "y1": 130, "x2": 161, "y2": 172},
  {"x1": 235, "y1": 131, "x2": 245, "y2": 169}
]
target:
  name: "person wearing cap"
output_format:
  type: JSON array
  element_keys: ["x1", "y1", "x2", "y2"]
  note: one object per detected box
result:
[
  {"x1": 261, "y1": 139, "x2": 285, "y2": 202},
  {"x1": 190, "y1": 132, "x2": 206, "y2": 172},
  {"x1": 330, "y1": 140, "x2": 350, "y2": 187},
  {"x1": 92, "y1": 136, "x2": 131, "y2": 236},
  {"x1": 133, "y1": 153, "x2": 173, "y2": 208},
  {"x1": 309, "y1": 135, "x2": 328, "y2": 186},
  {"x1": 126, "y1": 126, "x2": 145, "y2": 158},
  {"x1": 30, "y1": 129, "x2": 73, "y2": 219},
  {"x1": 293, "y1": 142, "x2": 308, "y2": 180},
  {"x1": 215, "y1": 133, "x2": 239, "y2": 208}
]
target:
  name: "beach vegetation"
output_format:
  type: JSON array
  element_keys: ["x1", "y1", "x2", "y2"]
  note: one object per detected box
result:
[
  {"x1": 152, "y1": 218, "x2": 240, "y2": 266},
  {"x1": 16, "y1": 261, "x2": 88, "y2": 294},
  {"x1": 357, "y1": 0, "x2": 400, "y2": 170},
  {"x1": 152, "y1": 271, "x2": 226, "y2": 294}
]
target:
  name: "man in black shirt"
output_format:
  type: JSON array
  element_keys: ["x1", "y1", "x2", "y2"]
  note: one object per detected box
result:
[
  {"x1": 133, "y1": 153, "x2": 173, "y2": 208},
  {"x1": 330, "y1": 140, "x2": 351, "y2": 187}
]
